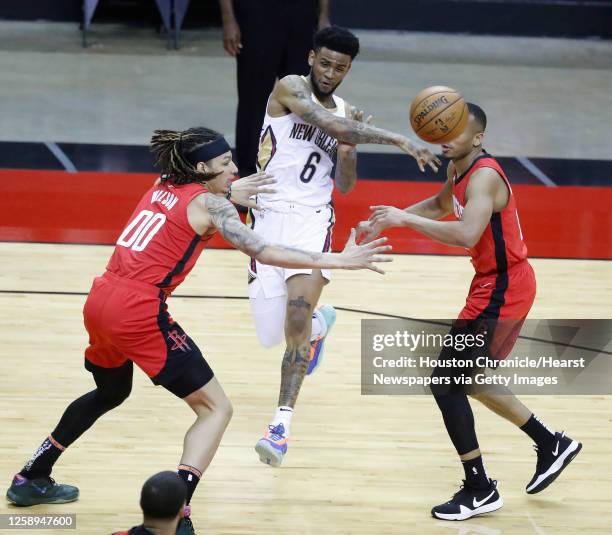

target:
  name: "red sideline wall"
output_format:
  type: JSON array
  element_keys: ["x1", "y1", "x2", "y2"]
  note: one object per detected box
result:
[{"x1": 1, "y1": 169, "x2": 610, "y2": 259}]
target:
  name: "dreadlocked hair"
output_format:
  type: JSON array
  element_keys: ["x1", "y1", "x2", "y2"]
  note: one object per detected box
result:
[{"x1": 150, "y1": 127, "x2": 224, "y2": 185}]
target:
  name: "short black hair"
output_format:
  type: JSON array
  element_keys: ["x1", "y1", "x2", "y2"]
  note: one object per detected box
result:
[
  {"x1": 140, "y1": 471, "x2": 187, "y2": 520},
  {"x1": 313, "y1": 26, "x2": 360, "y2": 59},
  {"x1": 467, "y1": 102, "x2": 487, "y2": 132}
]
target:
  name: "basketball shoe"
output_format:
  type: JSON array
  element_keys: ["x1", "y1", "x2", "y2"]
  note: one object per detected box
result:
[
  {"x1": 526, "y1": 431, "x2": 582, "y2": 494},
  {"x1": 6, "y1": 474, "x2": 79, "y2": 506},
  {"x1": 255, "y1": 423, "x2": 288, "y2": 467},
  {"x1": 431, "y1": 479, "x2": 503, "y2": 521},
  {"x1": 307, "y1": 305, "x2": 336, "y2": 375}
]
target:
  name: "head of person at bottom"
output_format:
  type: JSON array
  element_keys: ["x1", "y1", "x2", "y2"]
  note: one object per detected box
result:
[
  {"x1": 440, "y1": 103, "x2": 488, "y2": 161},
  {"x1": 139, "y1": 471, "x2": 187, "y2": 535},
  {"x1": 308, "y1": 26, "x2": 360, "y2": 99},
  {"x1": 150, "y1": 126, "x2": 237, "y2": 196}
]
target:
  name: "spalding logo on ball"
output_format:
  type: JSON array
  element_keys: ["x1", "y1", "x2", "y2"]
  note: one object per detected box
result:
[{"x1": 410, "y1": 86, "x2": 468, "y2": 144}]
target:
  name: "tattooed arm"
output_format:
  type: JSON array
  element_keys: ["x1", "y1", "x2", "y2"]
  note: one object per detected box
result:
[
  {"x1": 272, "y1": 75, "x2": 440, "y2": 172},
  {"x1": 200, "y1": 193, "x2": 392, "y2": 273},
  {"x1": 335, "y1": 142, "x2": 357, "y2": 194},
  {"x1": 334, "y1": 103, "x2": 370, "y2": 194}
]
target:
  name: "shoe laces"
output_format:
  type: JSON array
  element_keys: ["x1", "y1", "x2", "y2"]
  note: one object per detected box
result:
[
  {"x1": 450, "y1": 479, "x2": 494, "y2": 502},
  {"x1": 267, "y1": 424, "x2": 286, "y2": 441},
  {"x1": 533, "y1": 442, "x2": 554, "y2": 471},
  {"x1": 448, "y1": 480, "x2": 470, "y2": 502}
]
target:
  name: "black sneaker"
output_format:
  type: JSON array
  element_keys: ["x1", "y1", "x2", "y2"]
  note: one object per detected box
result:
[
  {"x1": 6, "y1": 474, "x2": 79, "y2": 506},
  {"x1": 431, "y1": 479, "x2": 503, "y2": 521},
  {"x1": 526, "y1": 431, "x2": 582, "y2": 494}
]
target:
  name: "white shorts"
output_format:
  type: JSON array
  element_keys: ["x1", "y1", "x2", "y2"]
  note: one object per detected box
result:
[{"x1": 247, "y1": 202, "x2": 335, "y2": 299}]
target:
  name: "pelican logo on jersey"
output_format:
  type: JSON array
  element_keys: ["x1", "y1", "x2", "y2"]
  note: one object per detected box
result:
[
  {"x1": 289, "y1": 122, "x2": 338, "y2": 159},
  {"x1": 151, "y1": 189, "x2": 179, "y2": 210},
  {"x1": 453, "y1": 194, "x2": 464, "y2": 219},
  {"x1": 168, "y1": 329, "x2": 191, "y2": 352}
]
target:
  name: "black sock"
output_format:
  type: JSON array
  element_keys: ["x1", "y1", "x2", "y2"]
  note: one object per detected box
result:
[
  {"x1": 19, "y1": 435, "x2": 65, "y2": 479},
  {"x1": 178, "y1": 465, "x2": 202, "y2": 505},
  {"x1": 520, "y1": 414, "x2": 556, "y2": 448},
  {"x1": 462, "y1": 456, "x2": 489, "y2": 489}
]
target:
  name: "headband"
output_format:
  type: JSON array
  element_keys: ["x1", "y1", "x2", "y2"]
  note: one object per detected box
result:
[{"x1": 182, "y1": 136, "x2": 231, "y2": 166}]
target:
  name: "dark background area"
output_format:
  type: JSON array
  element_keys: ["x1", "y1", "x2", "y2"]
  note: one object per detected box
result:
[{"x1": 1, "y1": 0, "x2": 611, "y2": 39}]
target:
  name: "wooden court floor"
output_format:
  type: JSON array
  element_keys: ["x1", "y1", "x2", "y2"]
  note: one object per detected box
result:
[{"x1": 0, "y1": 243, "x2": 610, "y2": 535}]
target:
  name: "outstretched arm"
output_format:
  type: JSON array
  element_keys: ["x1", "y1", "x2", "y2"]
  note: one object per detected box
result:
[
  {"x1": 204, "y1": 194, "x2": 392, "y2": 272},
  {"x1": 368, "y1": 168, "x2": 501, "y2": 248},
  {"x1": 274, "y1": 76, "x2": 440, "y2": 172},
  {"x1": 404, "y1": 173, "x2": 454, "y2": 220},
  {"x1": 357, "y1": 171, "x2": 453, "y2": 243}
]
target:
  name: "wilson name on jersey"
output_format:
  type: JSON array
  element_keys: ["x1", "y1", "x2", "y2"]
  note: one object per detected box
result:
[
  {"x1": 256, "y1": 87, "x2": 347, "y2": 208},
  {"x1": 107, "y1": 181, "x2": 209, "y2": 295}
]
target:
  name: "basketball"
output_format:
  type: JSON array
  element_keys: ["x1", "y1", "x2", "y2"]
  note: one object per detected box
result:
[{"x1": 409, "y1": 86, "x2": 469, "y2": 144}]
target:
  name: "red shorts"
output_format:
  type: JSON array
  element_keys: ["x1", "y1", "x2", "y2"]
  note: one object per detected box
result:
[
  {"x1": 458, "y1": 260, "x2": 536, "y2": 360},
  {"x1": 83, "y1": 271, "x2": 213, "y2": 398}
]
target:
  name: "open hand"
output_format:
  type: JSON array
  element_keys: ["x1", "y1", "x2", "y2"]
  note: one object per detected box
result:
[
  {"x1": 231, "y1": 172, "x2": 276, "y2": 210},
  {"x1": 339, "y1": 228, "x2": 393, "y2": 274},
  {"x1": 395, "y1": 136, "x2": 441, "y2": 173},
  {"x1": 351, "y1": 108, "x2": 373, "y2": 125}
]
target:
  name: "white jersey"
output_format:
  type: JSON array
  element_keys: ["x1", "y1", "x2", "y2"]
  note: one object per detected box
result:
[{"x1": 256, "y1": 83, "x2": 347, "y2": 208}]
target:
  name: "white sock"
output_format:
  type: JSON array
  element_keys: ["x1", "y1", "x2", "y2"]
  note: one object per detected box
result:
[
  {"x1": 271, "y1": 406, "x2": 293, "y2": 436},
  {"x1": 310, "y1": 308, "x2": 327, "y2": 341}
]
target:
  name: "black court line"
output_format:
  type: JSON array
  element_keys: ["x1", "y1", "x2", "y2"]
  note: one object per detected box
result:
[{"x1": 1, "y1": 289, "x2": 609, "y2": 356}]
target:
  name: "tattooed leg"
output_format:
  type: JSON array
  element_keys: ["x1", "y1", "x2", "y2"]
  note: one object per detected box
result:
[{"x1": 279, "y1": 272, "x2": 326, "y2": 407}]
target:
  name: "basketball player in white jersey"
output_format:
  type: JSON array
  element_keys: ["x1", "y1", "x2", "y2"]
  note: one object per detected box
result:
[{"x1": 250, "y1": 26, "x2": 441, "y2": 467}]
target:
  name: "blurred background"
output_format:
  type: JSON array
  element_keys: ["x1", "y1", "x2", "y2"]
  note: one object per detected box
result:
[{"x1": 0, "y1": 0, "x2": 611, "y2": 257}]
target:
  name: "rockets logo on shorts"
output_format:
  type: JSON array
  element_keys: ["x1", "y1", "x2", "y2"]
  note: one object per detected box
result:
[{"x1": 168, "y1": 330, "x2": 191, "y2": 352}]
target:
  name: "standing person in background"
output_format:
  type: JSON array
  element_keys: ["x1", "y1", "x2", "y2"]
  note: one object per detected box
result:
[{"x1": 219, "y1": 0, "x2": 331, "y2": 179}]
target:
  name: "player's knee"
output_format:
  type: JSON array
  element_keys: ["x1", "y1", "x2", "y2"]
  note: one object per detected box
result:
[
  {"x1": 284, "y1": 308, "x2": 311, "y2": 343},
  {"x1": 220, "y1": 397, "x2": 233, "y2": 423},
  {"x1": 189, "y1": 388, "x2": 233, "y2": 422},
  {"x1": 97, "y1": 382, "x2": 131, "y2": 410}
]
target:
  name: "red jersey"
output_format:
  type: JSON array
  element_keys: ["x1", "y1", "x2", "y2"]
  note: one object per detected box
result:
[
  {"x1": 106, "y1": 181, "x2": 211, "y2": 296},
  {"x1": 452, "y1": 153, "x2": 528, "y2": 275}
]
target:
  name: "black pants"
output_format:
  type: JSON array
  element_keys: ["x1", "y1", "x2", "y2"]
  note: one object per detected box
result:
[{"x1": 234, "y1": 0, "x2": 318, "y2": 177}]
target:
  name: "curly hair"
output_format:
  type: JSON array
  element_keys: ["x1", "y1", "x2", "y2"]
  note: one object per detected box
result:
[
  {"x1": 150, "y1": 127, "x2": 224, "y2": 185},
  {"x1": 313, "y1": 26, "x2": 360, "y2": 59}
]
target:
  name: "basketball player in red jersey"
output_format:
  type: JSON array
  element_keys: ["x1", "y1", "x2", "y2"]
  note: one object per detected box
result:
[
  {"x1": 6, "y1": 127, "x2": 391, "y2": 534},
  {"x1": 360, "y1": 104, "x2": 581, "y2": 521}
]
